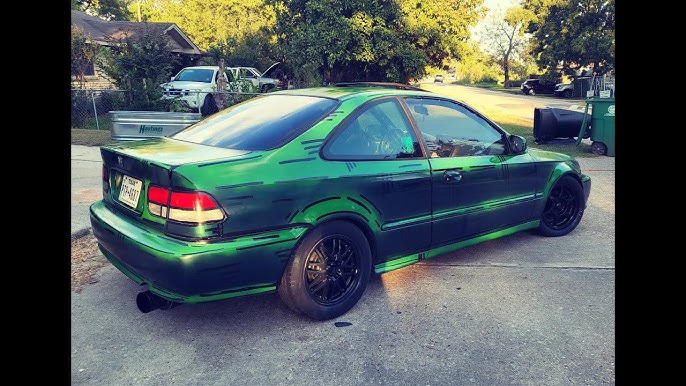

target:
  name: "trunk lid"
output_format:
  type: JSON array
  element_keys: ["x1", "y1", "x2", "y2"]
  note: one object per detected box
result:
[{"x1": 100, "y1": 137, "x2": 253, "y2": 234}]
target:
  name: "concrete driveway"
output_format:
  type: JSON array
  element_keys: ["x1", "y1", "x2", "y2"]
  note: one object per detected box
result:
[{"x1": 71, "y1": 144, "x2": 614, "y2": 385}]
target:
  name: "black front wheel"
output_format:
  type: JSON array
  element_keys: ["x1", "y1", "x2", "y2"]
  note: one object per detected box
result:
[
  {"x1": 563, "y1": 89, "x2": 573, "y2": 98},
  {"x1": 537, "y1": 175, "x2": 585, "y2": 237},
  {"x1": 278, "y1": 221, "x2": 372, "y2": 320}
]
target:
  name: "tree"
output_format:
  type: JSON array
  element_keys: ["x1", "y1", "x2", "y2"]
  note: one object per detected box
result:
[
  {"x1": 270, "y1": 0, "x2": 485, "y2": 85},
  {"x1": 72, "y1": 0, "x2": 133, "y2": 20},
  {"x1": 136, "y1": 0, "x2": 277, "y2": 52},
  {"x1": 71, "y1": 25, "x2": 100, "y2": 88},
  {"x1": 97, "y1": 25, "x2": 182, "y2": 110},
  {"x1": 450, "y1": 42, "x2": 501, "y2": 84},
  {"x1": 477, "y1": 6, "x2": 535, "y2": 87},
  {"x1": 523, "y1": 0, "x2": 615, "y2": 76},
  {"x1": 399, "y1": 0, "x2": 486, "y2": 69}
]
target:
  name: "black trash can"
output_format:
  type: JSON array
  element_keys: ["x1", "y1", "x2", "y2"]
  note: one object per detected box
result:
[{"x1": 534, "y1": 107, "x2": 590, "y2": 143}]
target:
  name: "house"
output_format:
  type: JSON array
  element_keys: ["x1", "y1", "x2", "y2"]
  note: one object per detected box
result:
[{"x1": 71, "y1": 10, "x2": 204, "y2": 89}]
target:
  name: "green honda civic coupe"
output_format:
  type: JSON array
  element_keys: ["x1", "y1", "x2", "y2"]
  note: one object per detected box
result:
[{"x1": 90, "y1": 83, "x2": 591, "y2": 320}]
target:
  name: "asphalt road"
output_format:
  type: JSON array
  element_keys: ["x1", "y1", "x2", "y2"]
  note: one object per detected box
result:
[{"x1": 71, "y1": 86, "x2": 615, "y2": 385}]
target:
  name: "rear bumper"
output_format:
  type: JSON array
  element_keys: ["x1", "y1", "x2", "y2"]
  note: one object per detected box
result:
[{"x1": 89, "y1": 200, "x2": 307, "y2": 303}]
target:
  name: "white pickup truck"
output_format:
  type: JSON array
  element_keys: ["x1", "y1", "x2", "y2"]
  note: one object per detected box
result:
[{"x1": 160, "y1": 63, "x2": 288, "y2": 112}]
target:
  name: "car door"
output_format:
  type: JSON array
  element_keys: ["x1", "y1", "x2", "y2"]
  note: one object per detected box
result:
[
  {"x1": 403, "y1": 97, "x2": 512, "y2": 247},
  {"x1": 321, "y1": 97, "x2": 431, "y2": 263}
]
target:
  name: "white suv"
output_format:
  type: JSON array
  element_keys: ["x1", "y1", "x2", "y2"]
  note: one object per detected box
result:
[
  {"x1": 160, "y1": 66, "x2": 225, "y2": 111},
  {"x1": 160, "y1": 63, "x2": 289, "y2": 111}
]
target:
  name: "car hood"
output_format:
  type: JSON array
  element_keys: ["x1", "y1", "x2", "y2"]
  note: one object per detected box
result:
[
  {"x1": 261, "y1": 62, "x2": 283, "y2": 78},
  {"x1": 160, "y1": 80, "x2": 212, "y2": 90}
]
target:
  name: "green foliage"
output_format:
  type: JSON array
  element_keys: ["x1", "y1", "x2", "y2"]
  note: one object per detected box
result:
[
  {"x1": 207, "y1": 32, "x2": 278, "y2": 71},
  {"x1": 452, "y1": 42, "x2": 501, "y2": 84},
  {"x1": 270, "y1": 0, "x2": 484, "y2": 84},
  {"x1": 131, "y1": 0, "x2": 486, "y2": 86},
  {"x1": 523, "y1": 0, "x2": 615, "y2": 75},
  {"x1": 72, "y1": 0, "x2": 132, "y2": 20},
  {"x1": 399, "y1": 0, "x2": 486, "y2": 68},
  {"x1": 97, "y1": 25, "x2": 182, "y2": 110},
  {"x1": 477, "y1": 5, "x2": 535, "y2": 86},
  {"x1": 138, "y1": 0, "x2": 277, "y2": 52}
]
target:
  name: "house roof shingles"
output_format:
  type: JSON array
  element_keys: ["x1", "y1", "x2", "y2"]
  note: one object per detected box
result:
[{"x1": 71, "y1": 10, "x2": 203, "y2": 55}]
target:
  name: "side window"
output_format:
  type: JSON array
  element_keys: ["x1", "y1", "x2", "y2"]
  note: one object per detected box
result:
[
  {"x1": 405, "y1": 98, "x2": 506, "y2": 158},
  {"x1": 324, "y1": 99, "x2": 423, "y2": 160}
]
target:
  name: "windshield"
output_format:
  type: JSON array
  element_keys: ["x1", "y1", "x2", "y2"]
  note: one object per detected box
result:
[
  {"x1": 174, "y1": 68, "x2": 215, "y2": 83},
  {"x1": 172, "y1": 95, "x2": 339, "y2": 150}
]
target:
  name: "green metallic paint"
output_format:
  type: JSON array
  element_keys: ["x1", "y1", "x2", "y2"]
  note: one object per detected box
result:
[
  {"x1": 91, "y1": 200, "x2": 307, "y2": 301},
  {"x1": 100, "y1": 247, "x2": 277, "y2": 303},
  {"x1": 90, "y1": 86, "x2": 592, "y2": 308},
  {"x1": 375, "y1": 220, "x2": 540, "y2": 274}
]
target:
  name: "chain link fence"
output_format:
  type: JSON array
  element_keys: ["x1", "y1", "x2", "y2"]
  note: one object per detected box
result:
[
  {"x1": 71, "y1": 89, "x2": 262, "y2": 130},
  {"x1": 572, "y1": 74, "x2": 616, "y2": 98}
]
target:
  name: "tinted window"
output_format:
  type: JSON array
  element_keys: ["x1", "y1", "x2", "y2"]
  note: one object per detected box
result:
[
  {"x1": 405, "y1": 98, "x2": 505, "y2": 157},
  {"x1": 172, "y1": 95, "x2": 338, "y2": 150},
  {"x1": 324, "y1": 99, "x2": 422, "y2": 160}
]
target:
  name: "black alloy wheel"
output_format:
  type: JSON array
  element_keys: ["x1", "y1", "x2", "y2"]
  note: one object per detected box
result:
[
  {"x1": 278, "y1": 221, "x2": 371, "y2": 320},
  {"x1": 538, "y1": 175, "x2": 584, "y2": 237},
  {"x1": 305, "y1": 235, "x2": 360, "y2": 304}
]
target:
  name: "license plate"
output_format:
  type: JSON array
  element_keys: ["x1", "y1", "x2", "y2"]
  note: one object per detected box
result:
[{"x1": 118, "y1": 175, "x2": 143, "y2": 208}]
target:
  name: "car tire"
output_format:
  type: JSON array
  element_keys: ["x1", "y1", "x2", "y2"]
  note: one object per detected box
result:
[
  {"x1": 537, "y1": 175, "x2": 585, "y2": 237},
  {"x1": 563, "y1": 89, "x2": 573, "y2": 98},
  {"x1": 277, "y1": 220, "x2": 372, "y2": 320},
  {"x1": 591, "y1": 141, "x2": 607, "y2": 155},
  {"x1": 529, "y1": 89, "x2": 536, "y2": 96}
]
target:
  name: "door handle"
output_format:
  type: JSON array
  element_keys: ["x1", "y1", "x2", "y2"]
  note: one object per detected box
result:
[{"x1": 443, "y1": 170, "x2": 462, "y2": 183}]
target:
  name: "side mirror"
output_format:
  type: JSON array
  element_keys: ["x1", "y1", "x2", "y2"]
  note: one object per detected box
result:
[
  {"x1": 509, "y1": 135, "x2": 527, "y2": 153},
  {"x1": 170, "y1": 76, "x2": 175, "y2": 82}
]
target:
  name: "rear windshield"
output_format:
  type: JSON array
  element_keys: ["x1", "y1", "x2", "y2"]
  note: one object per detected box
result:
[{"x1": 171, "y1": 95, "x2": 338, "y2": 150}]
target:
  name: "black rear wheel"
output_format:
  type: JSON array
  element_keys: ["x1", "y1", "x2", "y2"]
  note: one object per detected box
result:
[
  {"x1": 537, "y1": 175, "x2": 584, "y2": 237},
  {"x1": 278, "y1": 221, "x2": 371, "y2": 320}
]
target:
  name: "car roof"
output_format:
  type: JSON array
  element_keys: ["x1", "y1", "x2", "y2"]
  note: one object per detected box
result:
[
  {"x1": 179, "y1": 66, "x2": 219, "y2": 71},
  {"x1": 273, "y1": 83, "x2": 432, "y2": 102}
]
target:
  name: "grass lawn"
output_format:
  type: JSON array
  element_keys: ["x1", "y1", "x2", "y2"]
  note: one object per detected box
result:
[{"x1": 71, "y1": 128, "x2": 118, "y2": 147}]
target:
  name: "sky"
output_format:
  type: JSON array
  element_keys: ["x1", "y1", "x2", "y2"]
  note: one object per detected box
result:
[{"x1": 472, "y1": 0, "x2": 521, "y2": 42}]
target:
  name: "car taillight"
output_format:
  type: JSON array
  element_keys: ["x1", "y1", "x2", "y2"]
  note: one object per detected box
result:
[
  {"x1": 147, "y1": 186, "x2": 224, "y2": 223},
  {"x1": 102, "y1": 165, "x2": 109, "y2": 192}
]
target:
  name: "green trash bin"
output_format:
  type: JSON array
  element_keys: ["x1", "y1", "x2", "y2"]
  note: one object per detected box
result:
[{"x1": 577, "y1": 97, "x2": 615, "y2": 156}]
